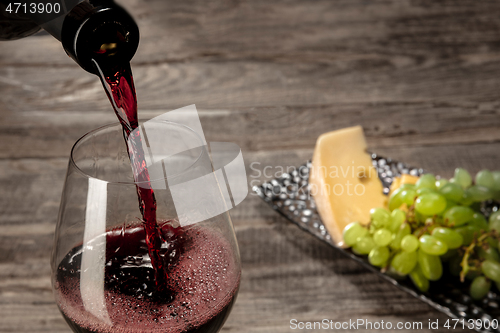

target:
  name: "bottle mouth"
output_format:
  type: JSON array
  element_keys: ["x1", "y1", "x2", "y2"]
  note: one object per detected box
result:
[{"x1": 62, "y1": 3, "x2": 139, "y2": 74}]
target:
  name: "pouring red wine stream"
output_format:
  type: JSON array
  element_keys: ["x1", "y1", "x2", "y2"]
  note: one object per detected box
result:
[{"x1": 93, "y1": 60, "x2": 168, "y2": 297}]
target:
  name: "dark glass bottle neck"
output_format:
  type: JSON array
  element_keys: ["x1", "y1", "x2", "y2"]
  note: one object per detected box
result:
[
  {"x1": 61, "y1": 1, "x2": 139, "y2": 74},
  {"x1": 0, "y1": 0, "x2": 139, "y2": 74}
]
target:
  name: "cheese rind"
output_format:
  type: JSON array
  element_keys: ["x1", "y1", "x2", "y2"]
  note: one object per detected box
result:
[{"x1": 310, "y1": 126, "x2": 387, "y2": 247}]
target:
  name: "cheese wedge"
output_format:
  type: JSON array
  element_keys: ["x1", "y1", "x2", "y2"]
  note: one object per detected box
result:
[{"x1": 310, "y1": 126, "x2": 387, "y2": 247}]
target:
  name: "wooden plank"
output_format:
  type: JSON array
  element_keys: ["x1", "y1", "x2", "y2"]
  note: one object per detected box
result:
[
  {"x1": 2, "y1": 0, "x2": 500, "y2": 67},
  {"x1": 2, "y1": 1, "x2": 500, "y2": 116},
  {"x1": 3, "y1": 58, "x2": 500, "y2": 113},
  {"x1": 226, "y1": 263, "x2": 452, "y2": 333},
  {"x1": 0, "y1": 261, "x2": 69, "y2": 332},
  {"x1": 2, "y1": 104, "x2": 500, "y2": 159}
]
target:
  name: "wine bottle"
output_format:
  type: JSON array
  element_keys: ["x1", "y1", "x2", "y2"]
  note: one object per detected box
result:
[{"x1": 0, "y1": 0, "x2": 139, "y2": 74}]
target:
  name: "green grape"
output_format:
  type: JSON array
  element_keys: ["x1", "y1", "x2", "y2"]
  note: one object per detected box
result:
[
  {"x1": 454, "y1": 225, "x2": 480, "y2": 246},
  {"x1": 352, "y1": 236, "x2": 376, "y2": 255},
  {"x1": 486, "y1": 237, "x2": 500, "y2": 249},
  {"x1": 401, "y1": 234, "x2": 419, "y2": 252},
  {"x1": 476, "y1": 170, "x2": 494, "y2": 190},
  {"x1": 417, "y1": 249, "x2": 443, "y2": 281},
  {"x1": 492, "y1": 171, "x2": 500, "y2": 191},
  {"x1": 487, "y1": 236, "x2": 499, "y2": 250},
  {"x1": 469, "y1": 213, "x2": 489, "y2": 231},
  {"x1": 445, "y1": 199, "x2": 457, "y2": 211},
  {"x1": 452, "y1": 168, "x2": 472, "y2": 189},
  {"x1": 490, "y1": 211, "x2": 500, "y2": 223},
  {"x1": 416, "y1": 174, "x2": 436, "y2": 190},
  {"x1": 477, "y1": 246, "x2": 500, "y2": 262},
  {"x1": 490, "y1": 220, "x2": 500, "y2": 235},
  {"x1": 368, "y1": 246, "x2": 390, "y2": 267},
  {"x1": 401, "y1": 189, "x2": 417, "y2": 206},
  {"x1": 391, "y1": 251, "x2": 417, "y2": 275},
  {"x1": 373, "y1": 229, "x2": 392, "y2": 247},
  {"x1": 489, "y1": 211, "x2": 500, "y2": 233},
  {"x1": 415, "y1": 193, "x2": 447, "y2": 216},
  {"x1": 343, "y1": 222, "x2": 368, "y2": 247},
  {"x1": 389, "y1": 209, "x2": 406, "y2": 233},
  {"x1": 370, "y1": 207, "x2": 390, "y2": 228},
  {"x1": 389, "y1": 188, "x2": 404, "y2": 211},
  {"x1": 439, "y1": 183, "x2": 464, "y2": 202},
  {"x1": 390, "y1": 223, "x2": 411, "y2": 250},
  {"x1": 449, "y1": 255, "x2": 462, "y2": 276},
  {"x1": 465, "y1": 185, "x2": 493, "y2": 202},
  {"x1": 443, "y1": 206, "x2": 474, "y2": 227},
  {"x1": 460, "y1": 191, "x2": 474, "y2": 206},
  {"x1": 470, "y1": 276, "x2": 491, "y2": 300},
  {"x1": 416, "y1": 188, "x2": 436, "y2": 196},
  {"x1": 431, "y1": 227, "x2": 463, "y2": 249},
  {"x1": 482, "y1": 260, "x2": 500, "y2": 283},
  {"x1": 386, "y1": 266, "x2": 407, "y2": 280},
  {"x1": 419, "y1": 235, "x2": 448, "y2": 256},
  {"x1": 409, "y1": 264, "x2": 429, "y2": 292},
  {"x1": 488, "y1": 211, "x2": 500, "y2": 236},
  {"x1": 435, "y1": 178, "x2": 449, "y2": 190}
]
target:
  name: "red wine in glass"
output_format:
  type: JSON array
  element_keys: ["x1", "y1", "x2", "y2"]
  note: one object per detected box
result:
[{"x1": 55, "y1": 222, "x2": 240, "y2": 333}]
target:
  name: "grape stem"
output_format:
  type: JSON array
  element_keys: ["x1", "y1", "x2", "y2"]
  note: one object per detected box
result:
[
  {"x1": 415, "y1": 219, "x2": 437, "y2": 239},
  {"x1": 460, "y1": 230, "x2": 500, "y2": 282},
  {"x1": 460, "y1": 241, "x2": 475, "y2": 283}
]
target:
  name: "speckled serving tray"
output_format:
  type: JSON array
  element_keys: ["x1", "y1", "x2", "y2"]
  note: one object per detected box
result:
[{"x1": 253, "y1": 154, "x2": 500, "y2": 333}]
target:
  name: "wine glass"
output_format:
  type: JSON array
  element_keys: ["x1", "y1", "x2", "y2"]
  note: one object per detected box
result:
[{"x1": 51, "y1": 120, "x2": 241, "y2": 333}]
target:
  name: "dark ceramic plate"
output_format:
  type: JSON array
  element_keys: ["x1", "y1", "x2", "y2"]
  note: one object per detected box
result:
[{"x1": 253, "y1": 154, "x2": 500, "y2": 333}]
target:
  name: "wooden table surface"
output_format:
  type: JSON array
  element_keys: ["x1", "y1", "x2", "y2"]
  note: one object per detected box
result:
[{"x1": 2, "y1": 1, "x2": 500, "y2": 332}]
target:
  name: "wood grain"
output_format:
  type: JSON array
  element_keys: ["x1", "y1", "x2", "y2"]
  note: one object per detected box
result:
[
  {"x1": 4, "y1": 1, "x2": 500, "y2": 112},
  {"x1": 2, "y1": 105, "x2": 500, "y2": 159},
  {"x1": 4, "y1": 0, "x2": 500, "y2": 332},
  {"x1": 4, "y1": 57, "x2": 500, "y2": 112}
]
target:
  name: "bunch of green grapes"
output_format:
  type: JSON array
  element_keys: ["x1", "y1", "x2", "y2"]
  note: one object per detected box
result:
[{"x1": 343, "y1": 168, "x2": 500, "y2": 300}]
